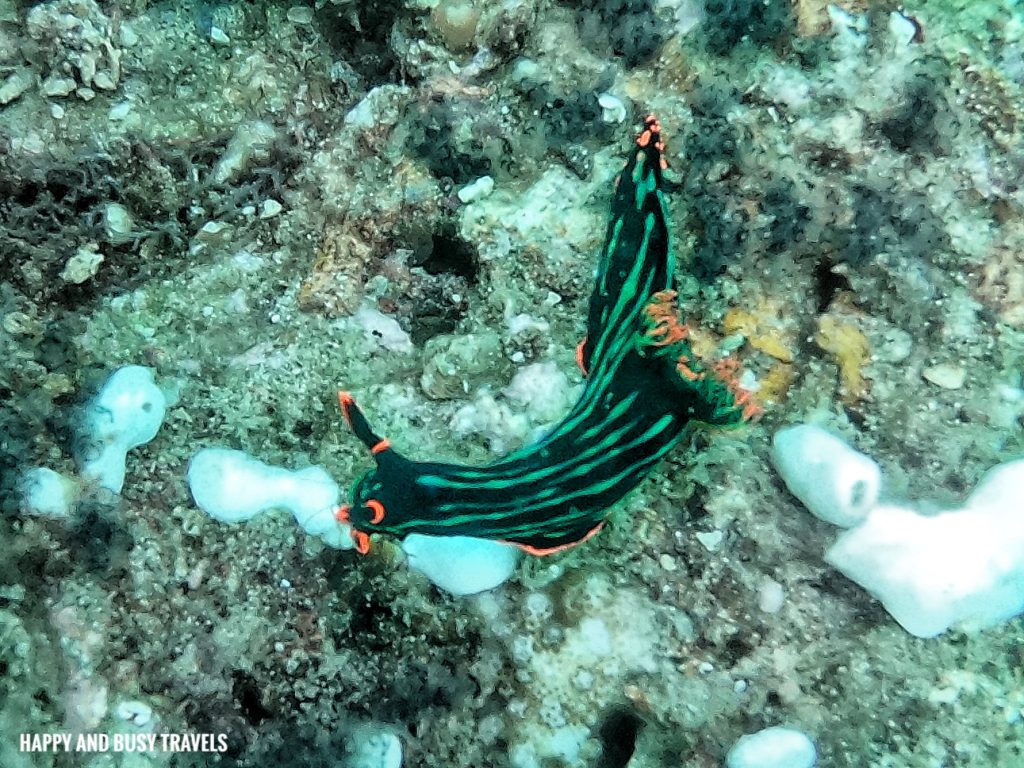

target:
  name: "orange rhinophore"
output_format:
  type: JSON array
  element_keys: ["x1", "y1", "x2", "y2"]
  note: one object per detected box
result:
[{"x1": 366, "y1": 498, "x2": 386, "y2": 524}]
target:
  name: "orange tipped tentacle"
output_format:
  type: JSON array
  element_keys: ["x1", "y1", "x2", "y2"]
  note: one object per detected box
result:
[
  {"x1": 710, "y1": 356, "x2": 764, "y2": 422},
  {"x1": 676, "y1": 358, "x2": 703, "y2": 382},
  {"x1": 641, "y1": 291, "x2": 691, "y2": 348}
]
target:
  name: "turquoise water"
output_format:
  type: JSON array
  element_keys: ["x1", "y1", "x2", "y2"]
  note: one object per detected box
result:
[{"x1": 2, "y1": 1, "x2": 1023, "y2": 766}]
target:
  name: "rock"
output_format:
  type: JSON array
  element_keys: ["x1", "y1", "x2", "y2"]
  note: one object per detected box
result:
[
  {"x1": 922, "y1": 362, "x2": 966, "y2": 390},
  {"x1": 61, "y1": 243, "x2": 103, "y2": 284},
  {"x1": 457, "y1": 175, "x2": 494, "y2": 203},
  {"x1": 0, "y1": 68, "x2": 33, "y2": 105}
]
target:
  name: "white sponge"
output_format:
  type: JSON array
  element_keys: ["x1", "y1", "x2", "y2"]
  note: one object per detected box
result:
[
  {"x1": 965, "y1": 458, "x2": 1024, "y2": 516},
  {"x1": 401, "y1": 534, "x2": 519, "y2": 596},
  {"x1": 771, "y1": 424, "x2": 880, "y2": 527},
  {"x1": 344, "y1": 726, "x2": 402, "y2": 768},
  {"x1": 76, "y1": 365, "x2": 167, "y2": 493},
  {"x1": 826, "y1": 460, "x2": 1024, "y2": 637},
  {"x1": 187, "y1": 448, "x2": 353, "y2": 549},
  {"x1": 18, "y1": 467, "x2": 80, "y2": 518},
  {"x1": 726, "y1": 726, "x2": 816, "y2": 768}
]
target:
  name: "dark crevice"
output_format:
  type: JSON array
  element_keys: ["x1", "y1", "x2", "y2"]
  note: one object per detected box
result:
[
  {"x1": 421, "y1": 224, "x2": 479, "y2": 283},
  {"x1": 595, "y1": 707, "x2": 645, "y2": 768},
  {"x1": 231, "y1": 670, "x2": 273, "y2": 726},
  {"x1": 812, "y1": 258, "x2": 851, "y2": 313}
]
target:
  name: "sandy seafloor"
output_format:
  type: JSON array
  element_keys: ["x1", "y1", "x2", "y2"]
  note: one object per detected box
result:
[{"x1": 2, "y1": 1, "x2": 1024, "y2": 766}]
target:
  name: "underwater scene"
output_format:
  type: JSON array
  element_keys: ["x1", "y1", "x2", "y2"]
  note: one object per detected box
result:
[{"x1": 2, "y1": 1, "x2": 1023, "y2": 766}]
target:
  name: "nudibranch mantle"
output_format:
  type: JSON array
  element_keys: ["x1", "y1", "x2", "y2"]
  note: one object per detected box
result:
[{"x1": 336, "y1": 115, "x2": 759, "y2": 556}]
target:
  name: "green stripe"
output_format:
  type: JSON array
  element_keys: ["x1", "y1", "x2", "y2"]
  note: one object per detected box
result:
[
  {"x1": 596, "y1": 216, "x2": 625, "y2": 297},
  {"x1": 475, "y1": 430, "x2": 682, "y2": 538},
  {"x1": 421, "y1": 413, "x2": 677, "y2": 529},
  {"x1": 419, "y1": 392, "x2": 641, "y2": 487}
]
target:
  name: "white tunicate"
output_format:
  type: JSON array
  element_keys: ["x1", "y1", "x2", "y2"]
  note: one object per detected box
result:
[
  {"x1": 187, "y1": 448, "x2": 352, "y2": 549},
  {"x1": 19, "y1": 467, "x2": 79, "y2": 518},
  {"x1": 402, "y1": 534, "x2": 519, "y2": 596},
  {"x1": 771, "y1": 424, "x2": 880, "y2": 527},
  {"x1": 344, "y1": 727, "x2": 402, "y2": 768},
  {"x1": 965, "y1": 458, "x2": 1024, "y2": 516},
  {"x1": 826, "y1": 490, "x2": 1024, "y2": 637},
  {"x1": 726, "y1": 726, "x2": 816, "y2": 768},
  {"x1": 77, "y1": 366, "x2": 167, "y2": 493}
]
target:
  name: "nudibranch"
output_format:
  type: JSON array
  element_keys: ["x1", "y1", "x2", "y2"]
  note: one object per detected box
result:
[{"x1": 336, "y1": 115, "x2": 760, "y2": 556}]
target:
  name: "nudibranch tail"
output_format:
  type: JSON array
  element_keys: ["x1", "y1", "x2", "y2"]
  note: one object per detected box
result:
[
  {"x1": 335, "y1": 115, "x2": 760, "y2": 558},
  {"x1": 581, "y1": 113, "x2": 672, "y2": 379}
]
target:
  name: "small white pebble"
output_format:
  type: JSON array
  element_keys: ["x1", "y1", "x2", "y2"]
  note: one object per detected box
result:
[
  {"x1": 695, "y1": 530, "x2": 723, "y2": 552},
  {"x1": 119, "y1": 24, "x2": 139, "y2": 47},
  {"x1": 93, "y1": 71, "x2": 116, "y2": 91},
  {"x1": 61, "y1": 243, "x2": 103, "y2": 284},
  {"x1": 598, "y1": 92, "x2": 627, "y2": 123},
  {"x1": 758, "y1": 579, "x2": 786, "y2": 613},
  {"x1": 108, "y1": 101, "x2": 133, "y2": 120},
  {"x1": 457, "y1": 175, "x2": 494, "y2": 203},
  {"x1": 196, "y1": 220, "x2": 232, "y2": 244},
  {"x1": 115, "y1": 700, "x2": 153, "y2": 727},
  {"x1": 922, "y1": 362, "x2": 966, "y2": 390},
  {"x1": 260, "y1": 199, "x2": 283, "y2": 219},
  {"x1": 287, "y1": 6, "x2": 314, "y2": 24}
]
